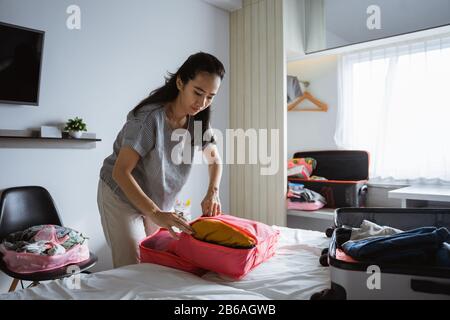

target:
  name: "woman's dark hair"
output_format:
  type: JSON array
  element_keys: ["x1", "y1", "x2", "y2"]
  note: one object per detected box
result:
[{"x1": 132, "y1": 52, "x2": 225, "y2": 146}]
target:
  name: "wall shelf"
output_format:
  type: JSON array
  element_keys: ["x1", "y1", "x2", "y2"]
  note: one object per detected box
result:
[
  {"x1": 0, "y1": 136, "x2": 101, "y2": 142},
  {"x1": 0, "y1": 131, "x2": 101, "y2": 149}
]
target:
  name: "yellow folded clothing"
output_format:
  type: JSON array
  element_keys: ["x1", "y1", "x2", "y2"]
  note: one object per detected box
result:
[{"x1": 191, "y1": 219, "x2": 256, "y2": 249}]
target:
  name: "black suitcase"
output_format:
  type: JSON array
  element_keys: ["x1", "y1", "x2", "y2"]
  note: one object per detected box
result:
[
  {"x1": 288, "y1": 150, "x2": 369, "y2": 208},
  {"x1": 325, "y1": 207, "x2": 450, "y2": 300}
]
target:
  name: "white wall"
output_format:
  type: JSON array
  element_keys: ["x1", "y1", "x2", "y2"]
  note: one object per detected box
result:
[
  {"x1": 286, "y1": 55, "x2": 338, "y2": 158},
  {"x1": 0, "y1": 0, "x2": 229, "y2": 289}
]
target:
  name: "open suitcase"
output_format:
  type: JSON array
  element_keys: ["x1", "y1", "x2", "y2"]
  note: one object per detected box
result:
[
  {"x1": 288, "y1": 150, "x2": 369, "y2": 208},
  {"x1": 325, "y1": 207, "x2": 450, "y2": 300}
]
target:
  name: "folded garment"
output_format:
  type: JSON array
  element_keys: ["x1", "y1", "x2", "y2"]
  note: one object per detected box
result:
[
  {"x1": 191, "y1": 219, "x2": 256, "y2": 249},
  {"x1": 287, "y1": 158, "x2": 316, "y2": 179},
  {"x1": 287, "y1": 183, "x2": 326, "y2": 204},
  {"x1": 342, "y1": 226, "x2": 450, "y2": 267},
  {"x1": 287, "y1": 182, "x2": 304, "y2": 192},
  {"x1": 349, "y1": 220, "x2": 403, "y2": 241},
  {"x1": 286, "y1": 183, "x2": 327, "y2": 211}
]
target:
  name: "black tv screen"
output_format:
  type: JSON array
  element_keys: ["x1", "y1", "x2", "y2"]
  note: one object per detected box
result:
[{"x1": 0, "y1": 21, "x2": 44, "y2": 106}]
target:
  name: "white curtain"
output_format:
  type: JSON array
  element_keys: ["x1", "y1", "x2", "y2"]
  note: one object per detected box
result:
[{"x1": 335, "y1": 35, "x2": 450, "y2": 183}]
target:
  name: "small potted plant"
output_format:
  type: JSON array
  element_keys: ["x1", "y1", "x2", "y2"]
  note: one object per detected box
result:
[{"x1": 64, "y1": 117, "x2": 87, "y2": 138}]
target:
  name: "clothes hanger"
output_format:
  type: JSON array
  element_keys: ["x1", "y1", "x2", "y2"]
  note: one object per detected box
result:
[
  {"x1": 288, "y1": 91, "x2": 328, "y2": 112},
  {"x1": 287, "y1": 90, "x2": 328, "y2": 112}
]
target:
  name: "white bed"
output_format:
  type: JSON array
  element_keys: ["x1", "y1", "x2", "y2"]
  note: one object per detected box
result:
[{"x1": 0, "y1": 226, "x2": 330, "y2": 300}]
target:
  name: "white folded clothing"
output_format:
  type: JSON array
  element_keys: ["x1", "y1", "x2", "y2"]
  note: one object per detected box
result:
[{"x1": 350, "y1": 220, "x2": 403, "y2": 241}]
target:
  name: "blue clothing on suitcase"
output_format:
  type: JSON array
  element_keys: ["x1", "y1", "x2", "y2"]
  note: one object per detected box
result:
[{"x1": 342, "y1": 226, "x2": 450, "y2": 267}]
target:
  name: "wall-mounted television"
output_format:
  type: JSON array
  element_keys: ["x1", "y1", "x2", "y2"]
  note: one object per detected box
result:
[{"x1": 0, "y1": 21, "x2": 45, "y2": 106}]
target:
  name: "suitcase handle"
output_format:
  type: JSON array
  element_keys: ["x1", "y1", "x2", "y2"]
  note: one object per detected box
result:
[
  {"x1": 359, "y1": 185, "x2": 368, "y2": 195},
  {"x1": 411, "y1": 279, "x2": 450, "y2": 296}
]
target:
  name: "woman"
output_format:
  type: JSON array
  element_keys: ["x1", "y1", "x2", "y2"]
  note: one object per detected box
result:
[{"x1": 97, "y1": 52, "x2": 225, "y2": 268}]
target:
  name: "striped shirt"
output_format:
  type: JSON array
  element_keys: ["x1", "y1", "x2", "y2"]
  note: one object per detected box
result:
[{"x1": 100, "y1": 103, "x2": 207, "y2": 212}]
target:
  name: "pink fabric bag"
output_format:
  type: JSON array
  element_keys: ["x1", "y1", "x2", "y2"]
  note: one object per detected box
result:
[
  {"x1": 0, "y1": 225, "x2": 90, "y2": 274},
  {"x1": 140, "y1": 214, "x2": 280, "y2": 279},
  {"x1": 139, "y1": 228, "x2": 207, "y2": 276}
]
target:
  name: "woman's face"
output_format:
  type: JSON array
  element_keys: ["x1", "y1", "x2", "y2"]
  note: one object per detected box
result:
[{"x1": 177, "y1": 72, "x2": 221, "y2": 116}]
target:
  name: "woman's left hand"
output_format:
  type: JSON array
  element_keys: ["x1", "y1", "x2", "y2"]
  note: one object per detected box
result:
[{"x1": 201, "y1": 188, "x2": 221, "y2": 217}]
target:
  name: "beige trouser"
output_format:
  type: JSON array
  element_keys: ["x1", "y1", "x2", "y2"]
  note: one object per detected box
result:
[{"x1": 97, "y1": 179, "x2": 158, "y2": 268}]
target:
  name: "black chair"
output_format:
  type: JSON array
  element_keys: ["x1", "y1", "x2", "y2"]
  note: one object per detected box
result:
[{"x1": 0, "y1": 186, "x2": 97, "y2": 292}]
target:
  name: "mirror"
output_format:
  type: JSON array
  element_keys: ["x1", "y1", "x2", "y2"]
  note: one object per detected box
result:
[{"x1": 305, "y1": 0, "x2": 450, "y2": 53}]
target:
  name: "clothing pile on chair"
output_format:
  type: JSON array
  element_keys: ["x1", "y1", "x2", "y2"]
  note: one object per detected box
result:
[
  {"x1": 1, "y1": 225, "x2": 87, "y2": 255},
  {"x1": 286, "y1": 182, "x2": 327, "y2": 211},
  {"x1": 0, "y1": 225, "x2": 90, "y2": 273}
]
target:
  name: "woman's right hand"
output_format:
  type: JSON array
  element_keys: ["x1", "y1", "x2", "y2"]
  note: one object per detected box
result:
[{"x1": 149, "y1": 210, "x2": 194, "y2": 239}]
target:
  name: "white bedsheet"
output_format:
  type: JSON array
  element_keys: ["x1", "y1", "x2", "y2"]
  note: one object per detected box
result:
[{"x1": 0, "y1": 226, "x2": 330, "y2": 300}]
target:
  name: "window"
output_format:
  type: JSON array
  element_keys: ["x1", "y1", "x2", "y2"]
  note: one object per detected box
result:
[{"x1": 335, "y1": 36, "x2": 450, "y2": 182}]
